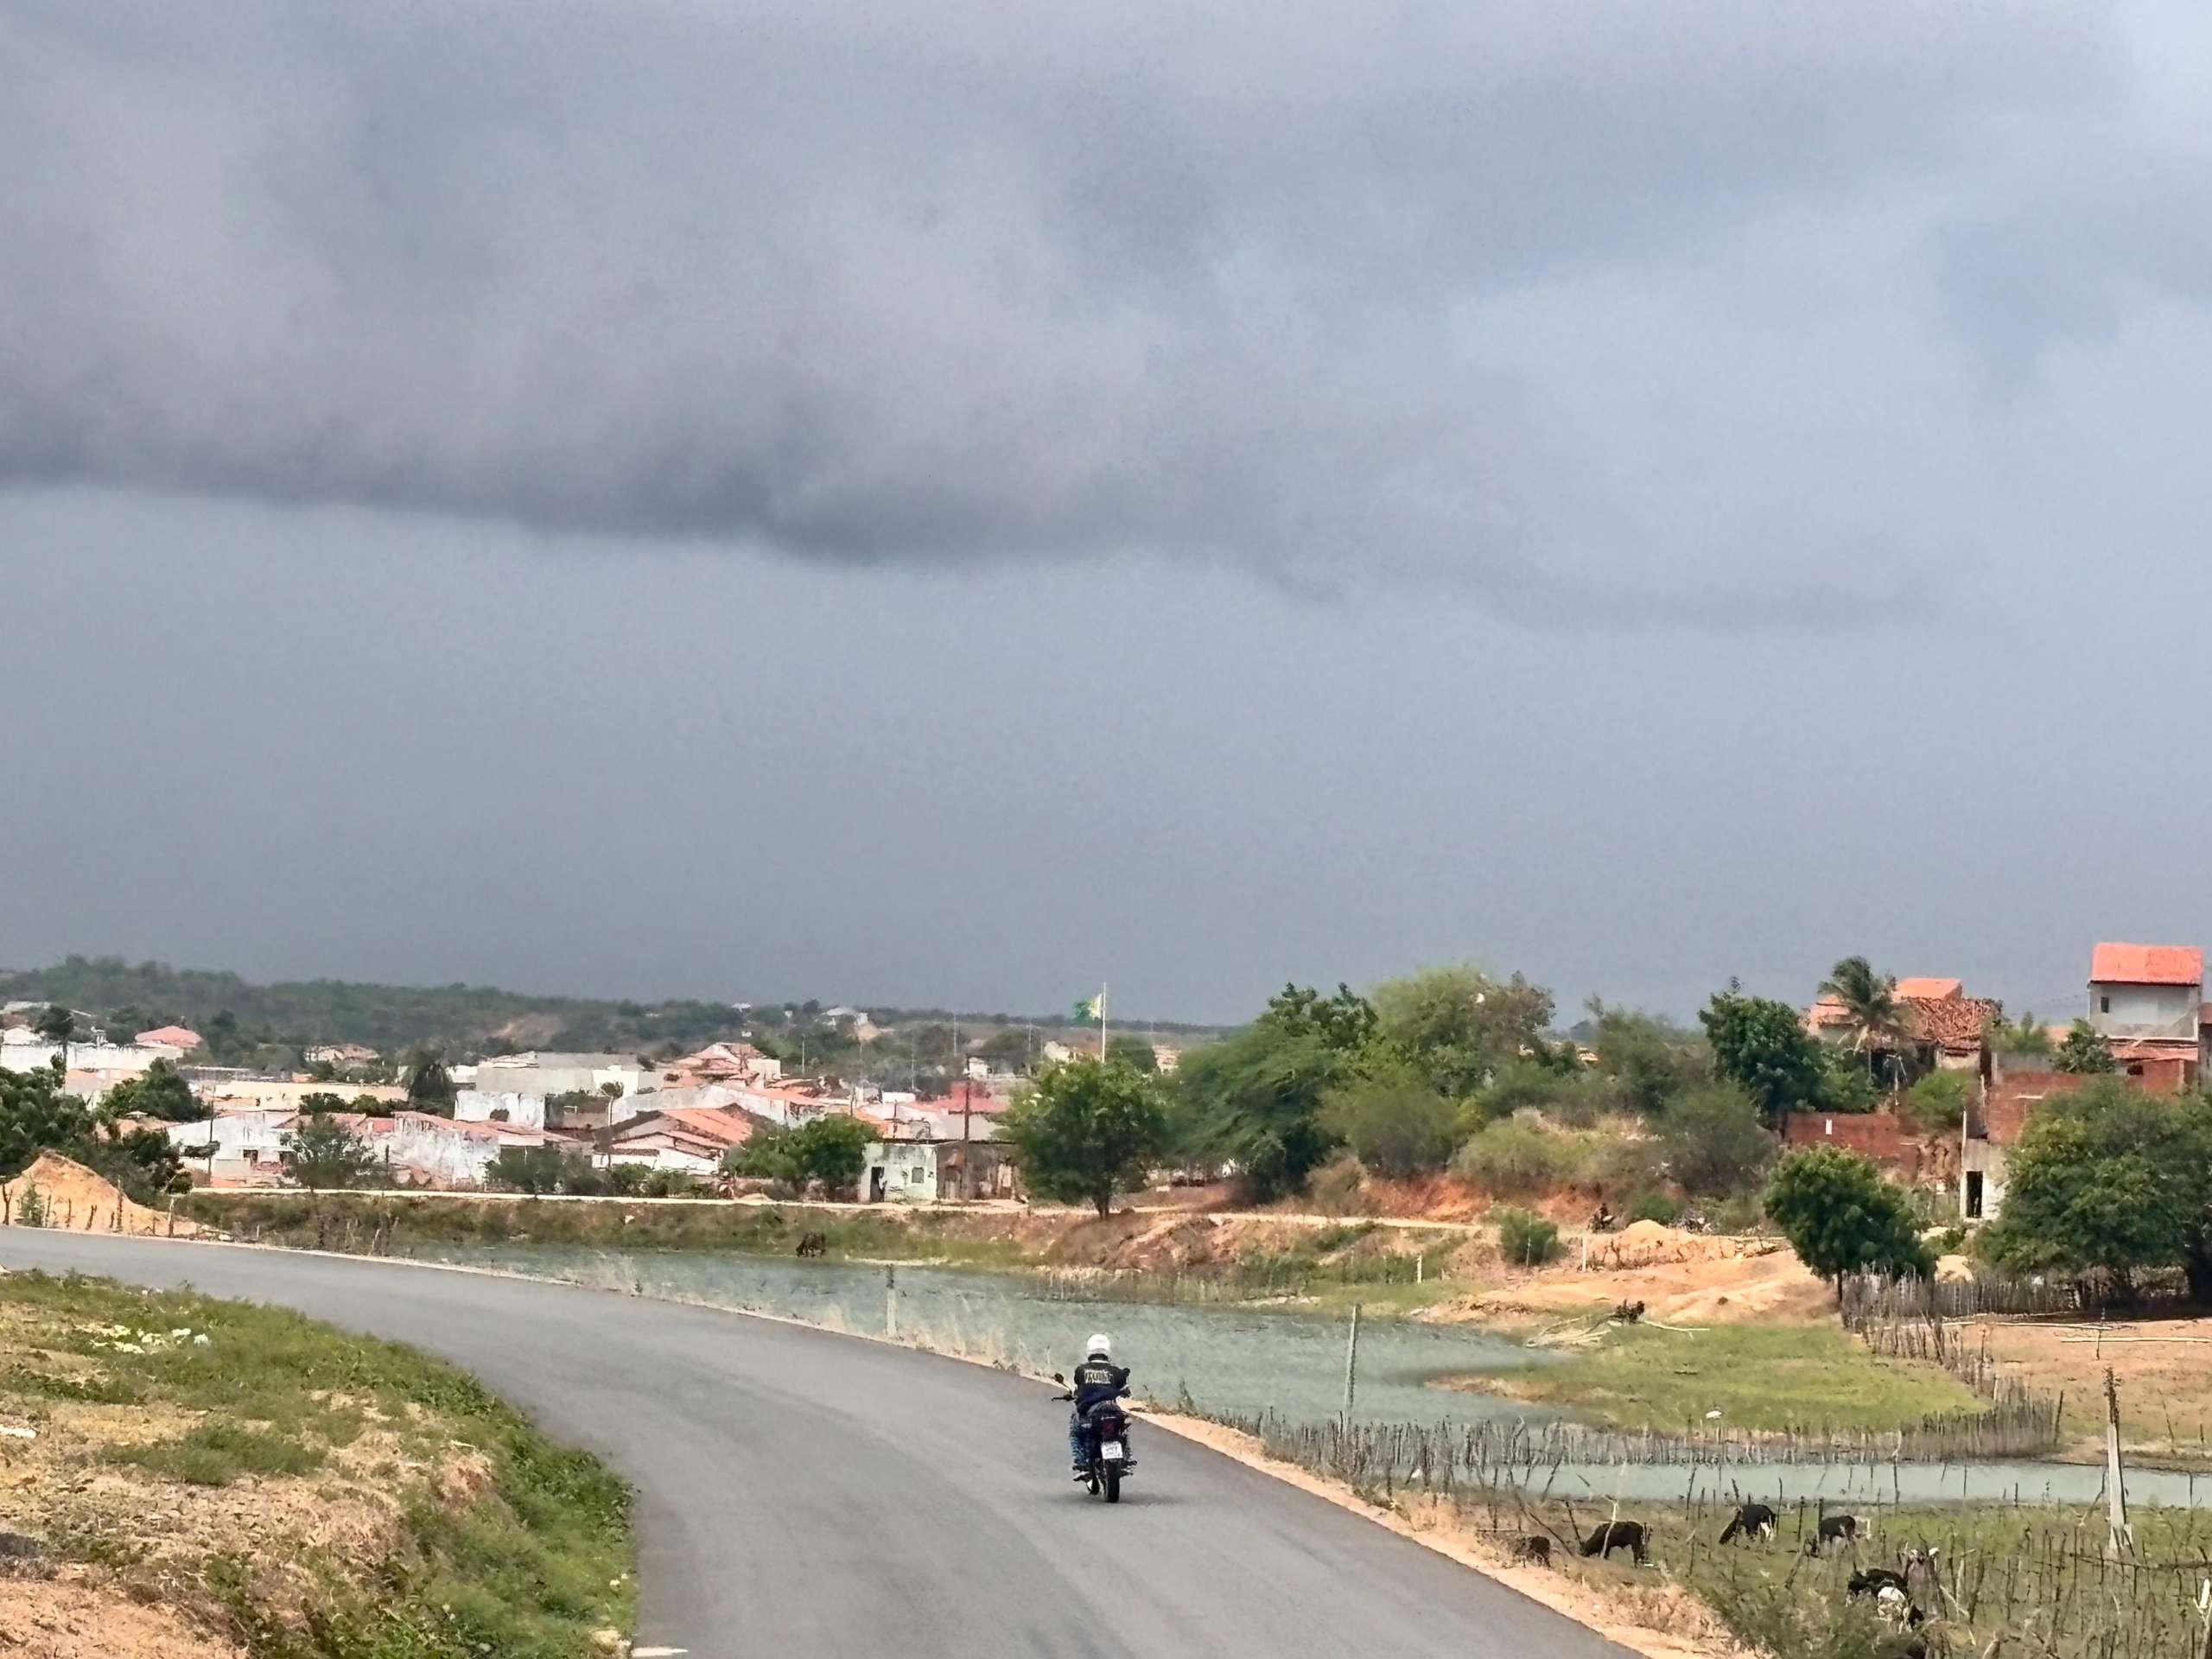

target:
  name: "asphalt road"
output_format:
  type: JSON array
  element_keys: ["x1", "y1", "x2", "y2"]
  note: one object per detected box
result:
[{"x1": 0, "y1": 1233, "x2": 1636, "y2": 1659}]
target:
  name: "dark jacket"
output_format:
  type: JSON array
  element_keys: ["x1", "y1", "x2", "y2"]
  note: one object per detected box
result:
[{"x1": 1071, "y1": 1359, "x2": 1130, "y2": 1414}]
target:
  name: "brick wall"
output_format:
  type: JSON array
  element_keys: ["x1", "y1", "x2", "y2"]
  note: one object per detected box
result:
[{"x1": 1783, "y1": 1111, "x2": 1922, "y2": 1179}]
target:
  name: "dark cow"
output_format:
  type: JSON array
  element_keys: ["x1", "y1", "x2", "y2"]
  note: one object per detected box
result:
[
  {"x1": 1804, "y1": 1513, "x2": 1860, "y2": 1554},
  {"x1": 1580, "y1": 1521, "x2": 1648, "y2": 1564},
  {"x1": 794, "y1": 1231, "x2": 829, "y2": 1258},
  {"x1": 1718, "y1": 1502, "x2": 1776, "y2": 1545},
  {"x1": 1847, "y1": 1567, "x2": 1909, "y2": 1599}
]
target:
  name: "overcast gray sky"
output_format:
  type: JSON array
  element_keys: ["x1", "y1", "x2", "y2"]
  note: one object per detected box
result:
[{"x1": 3, "y1": 1, "x2": 2209, "y2": 1024}]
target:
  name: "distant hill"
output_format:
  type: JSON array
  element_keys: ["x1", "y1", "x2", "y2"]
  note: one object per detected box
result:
[{"x1": 0, "y1": 957, "x2": 1225, "y2": 1063}]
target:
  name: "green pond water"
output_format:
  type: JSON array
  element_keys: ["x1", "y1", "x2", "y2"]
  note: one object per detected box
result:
[{"x1": 397, "y1": 1243, "x2": 2212, "y2": 1506}]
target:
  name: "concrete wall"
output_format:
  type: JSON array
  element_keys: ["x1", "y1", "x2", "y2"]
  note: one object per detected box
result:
[
  {"x1": 454, "y1": 1090, "x2": 547, "y2": 1129},
  {"x1": 2089, "y1": 982, "x2": 2197, "y2": 1042}
]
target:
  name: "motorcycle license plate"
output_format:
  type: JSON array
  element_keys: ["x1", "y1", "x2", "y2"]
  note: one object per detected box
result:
[{"x1": 1100, "y1": 1441, "x2": 1125, "y2": 1461}]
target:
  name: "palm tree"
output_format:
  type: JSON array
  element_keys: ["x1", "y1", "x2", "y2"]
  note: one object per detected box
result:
[
  {"x1": 32, "y1": 1004, "x2": 75, "y2": 1071},
  {"x1": 1818, "y1": 957, "x2": 1910, "y2": 1089}
]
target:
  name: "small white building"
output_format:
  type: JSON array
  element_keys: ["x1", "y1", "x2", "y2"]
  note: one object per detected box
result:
[
  {"x1": 865, "y1": 1139, "x2": 943, "y2": 1204},
  {"x1": 386, "y1": 1112, "x2": 548, "y2": 1188}
]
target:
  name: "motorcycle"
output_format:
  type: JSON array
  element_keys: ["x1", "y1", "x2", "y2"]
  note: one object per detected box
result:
[{"x1": 1052, "y1": 1371, "x2": 1136, "y2": 1503}]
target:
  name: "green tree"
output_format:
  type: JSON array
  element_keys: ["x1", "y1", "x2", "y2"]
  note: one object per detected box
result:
[
  {"x1": 2054, "y1": 1019, "x2": 2118, "y2": 1075},
  {"x1": 1318, "y1": 1068, "x2": 1462, "y2": 1180},
  {"x1": 1763, "y1": 1147, "x2": 1933, "y2": 1289},
  {"x1": 405, "y1": 1049, "x2": 455, "y2": 1109},
  {"x1": 1814, "y1": 1043, "x2": 1881, "y2": 1114},
  {"x1": 99, "y1": 1058, "x2": 207, "y2": 1122},
  {"x1": 1660, "y1": 1084, "x2": 1776, "y2": 1197},
  {"x1": 1173, "y1": 984, "x2": 1374, "y2": 1199},
  {"x1": 484, "y1": 1144, "x2": 574, "y2": 1195},
  {"x1": 0, "y1": 1064, "x2": 92, "y2": 1181},
  {"x1": 1992, "y1": 1009, "x2": 2053, "y2": 1058},
  {"x1": 1817, "y1": 956, "x2": 1910, "y2": 1085},
  {"x1": 289, "y1": 1115, "x2": 379, "y2": 1192},
  {"x1": 1105, "y1": 1035, "x2": 1160, "y2": 1073},
  {"x1": 1898, "y1": 1070, "x2": 1973, "y2": 1136},
  {"x1": 32, "y1": 1004, "x2": 76, "y2": 1054},
  {"x1": 1002, "y1": 1057, "x2": 1169, "y2": 1217},
  {"x1": 1978, "y1": 1079, "x2": 2212, "y2": 1300},
  {"x1": 1371, "y1": 966, "x2": 1556, "y2": 1098},
  {"x1": 1700, "y1": 984, "x2": 1827, "y2": 1128},
  {"x1": 788, "y1": 1115, "x2": 871, "y2": 1198},
  {"x1": 1586, "y1": 1000, "x2": 1708, "y2": 1117}
]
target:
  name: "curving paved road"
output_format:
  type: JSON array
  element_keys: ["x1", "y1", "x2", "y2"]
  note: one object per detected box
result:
[{"x1": 0, "y1": 1233, "x2": 1633, "y2": 1659}]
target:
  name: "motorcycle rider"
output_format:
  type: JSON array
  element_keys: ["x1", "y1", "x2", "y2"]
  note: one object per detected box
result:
[{"x1": 1068, "y1": 1332, "x2": 1131, "y2": 1477}]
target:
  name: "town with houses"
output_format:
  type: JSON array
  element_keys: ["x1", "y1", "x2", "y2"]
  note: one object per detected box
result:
[
  {"x1": 0, "y1": 1004, "x2": 1189, "y2": 1204},
  {"x1": 0, "y1": 939, "x2": 2202, "y2": 1226}
]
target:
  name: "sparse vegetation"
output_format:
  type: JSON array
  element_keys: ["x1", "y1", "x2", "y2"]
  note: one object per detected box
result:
[{"x1": 0, "y1": 1270, "x2": 632, "y2": 1657}]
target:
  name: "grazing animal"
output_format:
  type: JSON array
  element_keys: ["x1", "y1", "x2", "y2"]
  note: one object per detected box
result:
[
  {"x1": 1848, "y1": 1567, "x2": 1910, "y2": 1600},
  {"x1": 1511, "y1": 1535, "x2": 1551, "y2": 1567},
  {"x1": 794, "y1": 1231, "x2": 829, "y2": 1258},
  {"x1": 1611, "y1": 1299, "x2": 1646, "y2": 1325},
  {"x1": 1804, "y1": 1513, "x2": 1859, "y2": 1554},
  {"x1": 1580, "y1": 1521, "x2": 1648, "y2": 1564},
  {"x1": 1718, "y1": 1503, "x2": 1777, "y2": 1545}
]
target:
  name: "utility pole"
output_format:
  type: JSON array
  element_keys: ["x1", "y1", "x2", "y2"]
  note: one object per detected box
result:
[{"x1": 1341, "y1": 1303, "x2": 1362, "y2": 1427}]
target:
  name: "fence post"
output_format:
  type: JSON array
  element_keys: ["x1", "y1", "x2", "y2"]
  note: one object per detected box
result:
[
  {"x1": 2104, "y1": 1367, "x2": 2133, "y2": 1561},
  {"x1": 1341, "y1": 1302, "x2": 1362, "y2": 1427},
  {"x1": 885, "y1": 1264, "x2": 899, "y2": 1340}
]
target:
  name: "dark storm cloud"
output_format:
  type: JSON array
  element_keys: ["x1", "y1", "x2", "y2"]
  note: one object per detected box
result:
[{"x1": 0, "y1": 1, "x2": 2123, "y2": 602}]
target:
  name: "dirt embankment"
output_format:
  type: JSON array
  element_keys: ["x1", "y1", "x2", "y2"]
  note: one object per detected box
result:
[
  {"x1": 1440, "y1": 1220, "x2": 1832, "y2": 1327},
  {"x1": 0, "y1": 1153, "x2": 200, "y2": 1237}
]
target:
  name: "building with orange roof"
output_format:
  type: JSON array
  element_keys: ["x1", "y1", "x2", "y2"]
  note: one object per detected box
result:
[{"x1": 2087, "y1": 940, "x2": 2205, "y2": 1089}]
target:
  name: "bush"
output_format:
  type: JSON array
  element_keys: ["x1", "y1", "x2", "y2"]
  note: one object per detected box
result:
[
  {"x1": 1319, "y1": 1073, "x2": 1463, "y2": 1179},
  {"x1": 1625, "y1": 1191, "x2": 1681, "y2": 1225},
  {"x1": 1453, "y1": 1118, "x2": 1566, "y2": 1198},
  {"x1": 1493, "y1": 1205, "x2": 1560, "y2": 1267},
  {"x1": 1305, "y1": 1152, "x2": 1372, "y2": 1215},
  {"x1": 1899, "y1": 1069, "x2": 1972, "y2": 1135},
  {"x1": 1661, "y1": 1084, "x2": 1776, "y2": 1197}
]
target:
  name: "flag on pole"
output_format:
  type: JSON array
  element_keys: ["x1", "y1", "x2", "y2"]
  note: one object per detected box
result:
[{"x1": 1072, "y1": 993, "x2": 1103, "y2": 1022}]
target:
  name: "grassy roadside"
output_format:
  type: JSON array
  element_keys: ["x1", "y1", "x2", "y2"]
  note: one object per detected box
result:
[
  {"x1": 1450, "y1": 1320, "x2": 1983, "y2": 1433},
  {"x1": 1167, "y1": 1409, "x2": 2212, "y2": 1659},
  {"x1": 0, "y1": 1270, "x2": 632, "y2": 1658}
]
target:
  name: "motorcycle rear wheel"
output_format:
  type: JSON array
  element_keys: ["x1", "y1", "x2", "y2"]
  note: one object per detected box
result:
[{"x1": 1103, "y1": 1465, "x2": 1122, "y2": 1503}]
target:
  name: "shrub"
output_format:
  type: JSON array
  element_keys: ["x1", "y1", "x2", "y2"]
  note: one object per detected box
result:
[
  {"x1": 1661, "y1": 1084, "x2": 1776, "y2": 1197},
  {"x1": 1319, "y1": 1073, "x2": 1463, "y2": 1179},
  {"x1": 1305, "y1": 1152, "x2": 1372, "y2": 1216},
  {"x1": 1899, "y1": 1070, "x2": 1972, "y2": 1135},
  {"x1": 1453, "y1": 1118, "x2": 1565, "y2": 1198},
  {"x1": 13, "y1": 1185, "x2": 44, "y2": 1228},
  {"x1": 1626, "y1": 1191, "x2": 1681, "y2": 1225},
  {"x1": 1493, "y1": 1205, "x2": 1560, "y2": 1268}
]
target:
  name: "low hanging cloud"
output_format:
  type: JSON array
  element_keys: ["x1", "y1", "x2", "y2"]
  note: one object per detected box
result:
[{"x1": 0, "y1": 1, "x2": 2149, "y2": 602}]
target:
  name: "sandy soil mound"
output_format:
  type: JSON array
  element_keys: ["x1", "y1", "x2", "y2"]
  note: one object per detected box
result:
[
  {"x1": 1, "y1": 1152, "x2": 197, "y2": 1236},
  {"x1": 1436, "y1": 1230, "x2": 1828, "y2": 1326}
]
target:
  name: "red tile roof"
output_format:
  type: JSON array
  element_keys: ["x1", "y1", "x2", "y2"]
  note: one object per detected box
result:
[
  {"x1": 1906, "y1": 995, "x2": 2001, "y2": 1053},
  {"x1": 1892, "y1": 978, "x2": 1961, "y2": 1001},
  {"x1": 2090, "y1": 943, "x2": 2203, "y2": 986},
  {"x1": 136, "y1": 1026, "x2": 203, "y2": 1049}
]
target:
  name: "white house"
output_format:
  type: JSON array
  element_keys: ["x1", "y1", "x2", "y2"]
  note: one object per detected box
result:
[
  {"x1": 864, "y1": 1139, "x2": 943, "y2": 1204},
  {"x1": 386, "y1": 1112, "x2": 547, "y2": 1188},
  {"x1": 2087, "y1": 941, "x2": 2206, "y2": 1087}
]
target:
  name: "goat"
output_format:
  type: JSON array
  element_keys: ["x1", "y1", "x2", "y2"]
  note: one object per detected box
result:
[
  {"x1": 1511, "y1": 1535, "x2": 1551, "y2": 1567},
  {"x1": 1847, "y1": 1567, "x2": 1909, "y2": 1599},
  {"x1": 1803, "y1": 1513, "x2": 1859, "y2": 1554},
  {"x1": 1718, "y1": 1503, "x2": 1776, "y2": 1545},
  {"x1": 794, "y1": 1231, "x2": 829, "y2": 1258},
  {"x1": 1580, "y1": 1521, "x2": 1648, "y2": 1564}
]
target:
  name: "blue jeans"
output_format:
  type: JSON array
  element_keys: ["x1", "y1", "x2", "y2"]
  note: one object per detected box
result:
[{"x1": 1069, "y1": 1414, "x2": 1090, "y2": 1465}]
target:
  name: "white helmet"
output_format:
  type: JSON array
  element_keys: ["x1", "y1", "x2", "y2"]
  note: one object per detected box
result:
[{"x1": 1085, "y1": 1332, "x2": 1112, "y2": 1359}]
